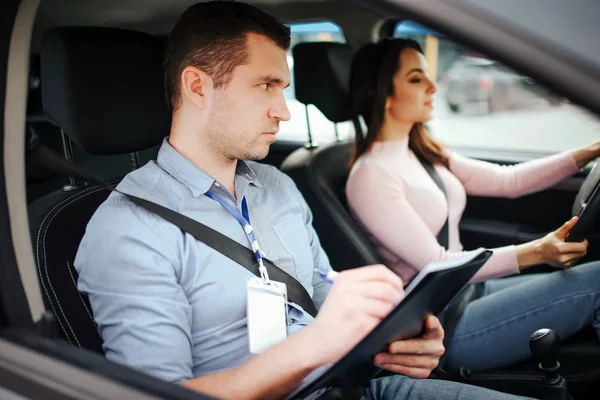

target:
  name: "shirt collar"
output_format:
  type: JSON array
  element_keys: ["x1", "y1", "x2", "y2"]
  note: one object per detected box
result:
[{"x1": 156, "y1": 138, "x2": 263, "y2": 197}]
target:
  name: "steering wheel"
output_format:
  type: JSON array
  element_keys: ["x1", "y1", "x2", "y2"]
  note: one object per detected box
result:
[{"x1": 566, "y1": 160, "x2": 600, "y2": 242}]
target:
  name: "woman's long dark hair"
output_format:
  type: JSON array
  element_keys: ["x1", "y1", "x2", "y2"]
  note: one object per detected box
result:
[{"x1": 348, "y1": 38, "x2": 449, "y2": 169}]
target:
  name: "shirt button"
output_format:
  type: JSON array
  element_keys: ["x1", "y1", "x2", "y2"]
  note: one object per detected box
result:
[{"x1": 214, "y1": 182, "x2": 221, "y2": 188}]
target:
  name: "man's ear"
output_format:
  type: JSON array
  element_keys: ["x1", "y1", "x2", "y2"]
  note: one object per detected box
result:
[{"x1": 180, "y1": 66, "x2": 213, "y2": 109}]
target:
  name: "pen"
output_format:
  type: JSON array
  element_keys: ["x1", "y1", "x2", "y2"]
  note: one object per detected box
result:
[{"x1": 315, "y1": 265, "x2": 339, "y2": 284}]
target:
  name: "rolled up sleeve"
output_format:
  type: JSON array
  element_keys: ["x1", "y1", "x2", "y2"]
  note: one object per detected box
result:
[{"x1": 74, "y1": 196, "x2": 193, "y2": 383}]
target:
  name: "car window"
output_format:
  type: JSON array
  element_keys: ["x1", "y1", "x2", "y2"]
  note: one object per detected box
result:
[
  {"x1": 393, "y1": 21, "x2": 600, "y2": 155},
  {"x1": 279, "y1": 21, "x2": 353, "y2": 143}
]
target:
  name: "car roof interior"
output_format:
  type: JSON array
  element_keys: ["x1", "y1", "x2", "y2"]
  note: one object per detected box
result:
[{"x1": 32, "y1": 0, "x2": 380, "y2": 49}]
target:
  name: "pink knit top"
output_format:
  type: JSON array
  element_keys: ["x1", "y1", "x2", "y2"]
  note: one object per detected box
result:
[{"x1": 346, "y1": 137, "x2": 580, "y2": 284}]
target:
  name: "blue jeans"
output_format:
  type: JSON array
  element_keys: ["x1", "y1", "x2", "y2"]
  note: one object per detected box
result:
[
  {"x1": 444, "y1": 262, "x2": 600, "y2": 370},
  {"x1": 363, "y1": 375, "x2": 534, "y2": 399}
]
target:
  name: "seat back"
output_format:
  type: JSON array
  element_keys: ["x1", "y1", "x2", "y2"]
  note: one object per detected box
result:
[
  {"x1": 29, "y1": 185, "x2": 112, "y2": 352},
  {"x1": 282, "y1": 42, "x2": 381, "y2": 270},
  {"x1": 26, "y1": 65, "x2": 160, "y2": 203},
  {"x1": 282, "y1": 141, "x2": 381, "y2": 270},
  {"x1": 29, "y1": 27, "x2": 169, "y2": 353}
]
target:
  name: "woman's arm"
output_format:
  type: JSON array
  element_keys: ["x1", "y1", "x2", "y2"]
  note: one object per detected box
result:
[
  {"x1": 515, "y1": 217, "x2": 588, "y2": 270},
  {"x1": 448, "y1": 150, "x2": 580, "y2": 198},
  {"x1": 346, "y1": 162, "x2": 519, "y2": 282},
  {"x1": 572, "y1": 141, "x2": 600, "y2": 169}
]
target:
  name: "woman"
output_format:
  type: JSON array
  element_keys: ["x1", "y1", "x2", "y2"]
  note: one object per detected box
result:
[{"x1": 345, "y1": 38, "x2": 600, "y2": 371}]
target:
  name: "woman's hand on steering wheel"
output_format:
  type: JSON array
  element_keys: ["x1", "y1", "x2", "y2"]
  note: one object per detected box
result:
[
  {"x1": 573, "y1": 141, "x2": 600, "y2": 169},
  {"x1": 539, "y1": 217, "x2": 588, "y2": 268}
]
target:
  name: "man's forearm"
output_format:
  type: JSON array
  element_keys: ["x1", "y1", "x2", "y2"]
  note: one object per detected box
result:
[{"x1": 182, "y1": 325, "x2": 322, "y2": 400}]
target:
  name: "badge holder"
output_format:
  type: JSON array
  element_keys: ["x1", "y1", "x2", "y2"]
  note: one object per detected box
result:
[
  {"x1": 247, "y1": 263, "x2": 289, "y2": 354},
  {"x1": 202, "y1": 193, "x2": 290, "y2": 354}
]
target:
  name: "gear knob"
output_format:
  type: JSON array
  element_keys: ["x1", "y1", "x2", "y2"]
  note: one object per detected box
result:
[{"x1": 529, "y1": 328, "x2": 561, "y2": 367}]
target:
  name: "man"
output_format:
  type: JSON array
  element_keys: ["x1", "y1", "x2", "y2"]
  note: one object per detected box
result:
[{"x1": 75, "y1": 2, "x2": 532, "y2": 399}]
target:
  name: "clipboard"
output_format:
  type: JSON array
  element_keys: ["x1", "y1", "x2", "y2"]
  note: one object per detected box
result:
[{"x1": 289, "y1": 248, "x2": 493, "y2": 399}]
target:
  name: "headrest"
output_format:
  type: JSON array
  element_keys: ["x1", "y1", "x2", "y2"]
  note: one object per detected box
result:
[
  {"x1": 292, "y1": 42, "x2": 354, "y2": 123},
  {"x1": 40, "y1": 27, "x2": 170, "y2": 155}
]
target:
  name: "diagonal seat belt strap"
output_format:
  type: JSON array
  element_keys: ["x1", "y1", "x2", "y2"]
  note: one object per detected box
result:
[{"x1": 417, "y1": 156, "x2": 449, "y2": 249}]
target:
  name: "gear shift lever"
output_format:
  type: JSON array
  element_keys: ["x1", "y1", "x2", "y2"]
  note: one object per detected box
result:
[{"x1": 529, "y1": 329, "x2": 570, "y2": 400}]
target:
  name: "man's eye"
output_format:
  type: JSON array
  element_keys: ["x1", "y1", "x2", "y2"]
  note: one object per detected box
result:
[{"x1": 259, "y1": 83, "x2": 270, "y2": 90}]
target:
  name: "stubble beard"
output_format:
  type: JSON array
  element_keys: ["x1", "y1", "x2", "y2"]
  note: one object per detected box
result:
[{"x1": 207, "y1": 94, "x2": 274, "y2": 162}]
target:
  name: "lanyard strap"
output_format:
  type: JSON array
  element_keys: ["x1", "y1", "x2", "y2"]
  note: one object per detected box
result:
[{"x1": 204, "y1": 192, "x2": 270, "y2": 282}]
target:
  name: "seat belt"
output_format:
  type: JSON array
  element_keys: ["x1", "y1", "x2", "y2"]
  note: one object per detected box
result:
[
  {"x1": 417, "y1": 156, "x2": 449, "y2": 248},
  {"x1": 417, "y1": 155, "x2": 483, "y2": 372},
  {"x1": 28, "y1": 142, "x2": 319, "y2": 318}
]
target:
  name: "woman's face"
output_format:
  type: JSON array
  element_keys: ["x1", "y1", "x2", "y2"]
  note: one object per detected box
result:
[{"x1": 385, "y1": 48, "x2": 437, "y2": 125}]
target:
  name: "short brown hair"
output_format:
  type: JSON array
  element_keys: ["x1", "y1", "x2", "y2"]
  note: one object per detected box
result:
[{"x1": 164, "y1": 1, "x2": 291, "y2": 112}]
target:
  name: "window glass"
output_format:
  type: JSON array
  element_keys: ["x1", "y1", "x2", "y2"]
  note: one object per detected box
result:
[
  {"x1": 279, "y1": 22, "x2": 353, "y2": 143},
  {"x1": 393, "y1": 21, "x2": 600, "y2": 154}
]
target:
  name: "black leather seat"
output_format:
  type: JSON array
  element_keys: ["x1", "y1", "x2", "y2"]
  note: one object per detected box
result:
[
  {"x1": 25, "y1": 53, "x2": 161, "y2": 204},
  {"x1": 282, "y1": 140, "x2": 381, "y2": 271},
  {"x1": 28, "y1": 27, "x2": 170, "y2": 354},
  {"x1": 282, "y1": 41, "x2": 600, "y2": 399},
  {"x1": 283, "y1": 42, "x2": 380, "y2": 271}
]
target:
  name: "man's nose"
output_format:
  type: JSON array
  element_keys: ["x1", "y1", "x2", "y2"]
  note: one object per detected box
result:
[{"x1": 269, "y1": 93, "x2": 291, "y2": 122}]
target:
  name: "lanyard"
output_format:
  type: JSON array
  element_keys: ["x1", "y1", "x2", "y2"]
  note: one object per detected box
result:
[{"x1": 205, "y1": 191, "x2": 270, "y2": 282}]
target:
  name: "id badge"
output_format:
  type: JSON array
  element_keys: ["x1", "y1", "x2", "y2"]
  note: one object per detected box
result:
[{"x1": 247, "y1": 277, "x2": 288, "y2": 354}]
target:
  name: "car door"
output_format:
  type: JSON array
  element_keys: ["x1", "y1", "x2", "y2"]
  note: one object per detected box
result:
[{"x1": 0, "y1": 0, "x2": 214, "y2": 398}]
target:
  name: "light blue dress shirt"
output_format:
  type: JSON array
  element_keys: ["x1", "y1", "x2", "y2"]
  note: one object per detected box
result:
[{"x1": 75, "y1": 138, "x2": 333, "y2": 383}]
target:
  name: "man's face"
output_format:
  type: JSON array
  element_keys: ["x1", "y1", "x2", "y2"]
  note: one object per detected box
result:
[{"x1": 206, "y1": 33, "x2": 291, "y2": 161}]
